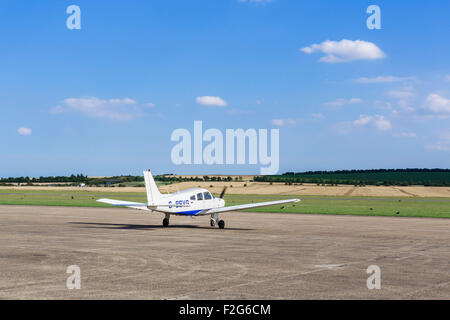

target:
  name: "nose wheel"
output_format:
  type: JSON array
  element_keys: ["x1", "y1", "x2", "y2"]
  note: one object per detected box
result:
[{"x1": 210, "y1": 217, "x2": 225, "y2": 229}]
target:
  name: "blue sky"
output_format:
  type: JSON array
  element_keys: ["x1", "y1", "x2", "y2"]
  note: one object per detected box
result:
[{"x1": 1, "y1": 0, "x2": 450, "y2": 177}]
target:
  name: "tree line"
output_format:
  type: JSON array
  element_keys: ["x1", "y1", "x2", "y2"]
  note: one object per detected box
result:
[
  {"x1": 0, "y1": 174, "x2": 243, "y2": 186},
  {"x1": 254, "y1": 169, "x2": 450, "y2": 186}
]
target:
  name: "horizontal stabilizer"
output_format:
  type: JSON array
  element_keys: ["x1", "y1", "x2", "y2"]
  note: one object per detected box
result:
[{"x1": 97, "y1": 198, "x2": 150, "y2": 211}]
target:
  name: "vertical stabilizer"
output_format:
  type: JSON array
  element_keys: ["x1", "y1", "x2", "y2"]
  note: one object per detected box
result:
[{"x1": 143, "y1": 170, "x2": 162, "y2": 205}]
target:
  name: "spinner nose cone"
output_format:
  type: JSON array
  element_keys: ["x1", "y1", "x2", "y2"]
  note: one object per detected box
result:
[{"x1": 220, "y1": 198, "x2": 225, "y2": 207}]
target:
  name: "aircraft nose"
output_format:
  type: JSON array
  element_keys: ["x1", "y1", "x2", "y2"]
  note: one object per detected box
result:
[{"x1": 220, "y1": 199, "x2": 225, "y2": 207}]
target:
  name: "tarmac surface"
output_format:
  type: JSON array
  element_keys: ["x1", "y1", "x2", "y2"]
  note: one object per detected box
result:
[{"x1": 0, "y1": 205, "x2": 449, "y2": 299}]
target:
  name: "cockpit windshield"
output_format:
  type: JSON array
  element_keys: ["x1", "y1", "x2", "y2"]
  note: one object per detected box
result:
[{"x1": 204, "y1": 192, "x2": 212, "y2": 200}]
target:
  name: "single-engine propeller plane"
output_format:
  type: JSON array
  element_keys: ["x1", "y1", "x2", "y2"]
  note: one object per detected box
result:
[{"x1": 97, "y1": 170, "x2": 300, "y2": 229}]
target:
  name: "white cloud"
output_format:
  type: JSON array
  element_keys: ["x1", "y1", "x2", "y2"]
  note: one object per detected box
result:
[
  {"x1": 374, "y1": 117, "x2": 392, "y2": 131},
  {"x1": 397, "y1": 100, "x2": 415, "y2": 112},
  {"x1": 425, "y1": 142, "x2": 450, "y2": 151},
  {"x1": 324, "y1": 99, "x2": 346, "y2": 108},
  {"x1": 394, "y1": 132, "x2": 416, "y2": 138},
  {"x1": 353, "y1": 115, "x2": 392, "y2": 131},
  {"x1": 384, "y1": 88, "x2": 416, "y2": 113},
  {"x1": 425, "y1": 131, "x2": 450, "y2": 151},
  {"x1": 353, "y1": 115, "x2": 373, "y2": 127},
  {"x1": 324, "y1": 98, "x2": 363, "y2": 108},
  {"x1": 355, "y1": 75, "x2": 415, "y2": 84},
  {"x1": 272, "y1": 118, "x2": 296, "y2": 127},
  {"x1": 196, "y1": 96, "x2": 228, "y2": 107},
  {"x1": 62, "y1": 97, "x2": 138, "y2": 121},
  {"x1": 311, "y1": 113, "x2": 325, "y2": 119},
  {"x1": 349, "y1": 98, "x2": 364, "y2": 104},
  {"x1": 145, "y1": 102, "x2": 156, "y2": 108},
  {"x1": 18, "y1": 127, "x2": 32, "y2": 136},
  {"x1": 424, "y1": 93, "x2": 450, "y2": 114},
  {"x1": 118, "y1": 98, "x2": 136, "y2": 104},
  {"x1": 272, "y1": 119, "x2": 284, "y2": 126},
  {"x1": 387, "y1": 90, "x2": 415, "y2": 99},
  {"x1": 375, "y1": 101, "x2": 393, "y2": 110},
  {"x1": 301, "y1": 39, "x2": 386, "y2": 63},
  {"x1": 339, "y1": 115, "x2": 393, "y2": 133}
]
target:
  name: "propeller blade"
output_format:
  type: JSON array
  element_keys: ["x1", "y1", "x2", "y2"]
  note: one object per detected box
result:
[{"x1": 219, "y1": 186, "x2": 227, "y2": 199}]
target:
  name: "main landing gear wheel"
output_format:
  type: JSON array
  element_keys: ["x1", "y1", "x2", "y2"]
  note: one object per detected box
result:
[
  {"x1": 210, "y1": 220, "x2": 215, "y2": 227},
  {"x1": 218, "y1": 220, "x2": 225, "y2": 229},
  {"x1": 162, "y1": 218, "x2": 169, "y2": 227}
]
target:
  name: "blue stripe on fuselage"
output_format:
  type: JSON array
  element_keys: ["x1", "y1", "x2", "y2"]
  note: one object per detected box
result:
[{"x1": 175, "y1": 209, "x2": 203, "y2": 216}]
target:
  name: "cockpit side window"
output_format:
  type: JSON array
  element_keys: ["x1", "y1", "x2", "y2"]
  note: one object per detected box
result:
[
  {"x1": 204, "y1": 192, "x2": 212, "y2": 200},
  {"x1": 197, "y1": 192, "x2": 203, "y2": 200},
  {"x1": 190, "y1": 195, "x2": 196, "y2": 201}
]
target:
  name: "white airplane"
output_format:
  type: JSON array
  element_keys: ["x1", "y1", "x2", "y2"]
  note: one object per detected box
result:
[{"x1": 97, "y1": 170, "x2": 300, "y2": 229}]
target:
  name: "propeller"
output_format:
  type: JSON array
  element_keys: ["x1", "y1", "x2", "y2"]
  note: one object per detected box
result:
[{"x1": 219, "y1": 186, "x2": 227, "y2": 199}]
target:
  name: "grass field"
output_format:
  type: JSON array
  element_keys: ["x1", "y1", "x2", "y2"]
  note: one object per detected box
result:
[{"x1": 0, "y1": 189, "x2": 449, "y2": 218}]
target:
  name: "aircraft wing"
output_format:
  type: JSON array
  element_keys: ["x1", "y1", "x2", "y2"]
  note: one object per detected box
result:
[
  {"x1": 96, "y1": 198, "x2": 150, "y2": 211},
  {"x1": 206, "y1": 198, "x2": 300, "y2": 214}
]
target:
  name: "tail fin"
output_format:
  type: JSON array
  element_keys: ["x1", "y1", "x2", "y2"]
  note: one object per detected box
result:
[{"x1": 143, "y1": 170, "x2": 162, "y2": 205}]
